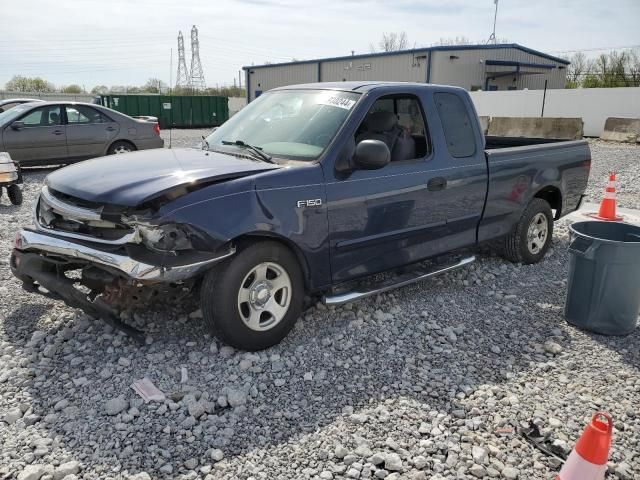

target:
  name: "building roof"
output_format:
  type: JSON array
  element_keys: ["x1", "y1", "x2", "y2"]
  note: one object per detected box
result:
[{"x1": 243, "y1": 43, "x2": 570, "y2": 70}]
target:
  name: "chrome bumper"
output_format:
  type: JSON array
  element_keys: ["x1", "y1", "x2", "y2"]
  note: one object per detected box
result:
[{"x1": 14, "y1": 229, "x2": 234, "y2": 283}]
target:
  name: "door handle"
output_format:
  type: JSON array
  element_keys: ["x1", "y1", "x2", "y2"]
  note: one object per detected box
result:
[
  {"x1": 427, "y1": 177, "x2": 447, "y2": 191},
  {"x1": 51, "y1": 130, "x2": 64, "y2": 135},
  {"x1": 106, "y1": 126, "x2": 116, "y2": 132}
]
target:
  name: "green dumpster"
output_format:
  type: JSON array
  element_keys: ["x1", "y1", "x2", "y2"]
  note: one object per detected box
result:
[{"x1": 99, "y1": 94, "x2": 229, "y2": 129}]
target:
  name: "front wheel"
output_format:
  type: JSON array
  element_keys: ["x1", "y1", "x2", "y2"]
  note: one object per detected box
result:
[
  {"x1": 7, "y1": 184, "x2": 23, "y2": 206},
  {"x1": 201, "y1": 241, "x2": 304, "y2": 351},
  {"x1": 502, "y1": 198, "x2": 553, "y2": 264}
]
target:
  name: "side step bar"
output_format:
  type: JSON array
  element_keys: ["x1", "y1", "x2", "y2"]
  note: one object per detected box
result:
[{"x1": 323, "y1": 256, "x2": 475, "y2": 306}]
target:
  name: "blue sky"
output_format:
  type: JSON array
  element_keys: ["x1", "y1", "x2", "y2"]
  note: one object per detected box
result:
[{"x1": 0, "y1": 0, "x2": 638, "y2": 90}]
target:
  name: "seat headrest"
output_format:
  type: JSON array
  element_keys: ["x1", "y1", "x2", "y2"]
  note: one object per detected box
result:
[{"x1": 364, "y1": 111, "x2": 397, "y2": 132}]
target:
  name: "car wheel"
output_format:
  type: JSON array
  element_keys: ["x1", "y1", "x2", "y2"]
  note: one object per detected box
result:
[
  {"x1": 201, "y1": 241, "x2": 304, "y2": 351},
  {"x1": 502, "y1": 198, "x2": 553, "y2": 264},
  {"x1": 107, "y1": 141, "x2": 136, "y2": 155},
  {"x1": 7, "y1": 185, "x2": 23, "y2": 206}
]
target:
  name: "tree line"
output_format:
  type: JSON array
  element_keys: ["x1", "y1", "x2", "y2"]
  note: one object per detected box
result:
[
  {"x1": 2, "y1": 75, "x2": 244, "y2": 97},
  {"x1": 564, "y1": 50, "x2": 640, "y2": 88}
]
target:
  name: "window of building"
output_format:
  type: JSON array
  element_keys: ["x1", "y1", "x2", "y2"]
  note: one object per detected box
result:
[
  {"x1": 433, "y1": 92, "x2": 476, "y2": 158},
  {"x1": 354, "y1": 94, "x2": 430, "y2": 162}
]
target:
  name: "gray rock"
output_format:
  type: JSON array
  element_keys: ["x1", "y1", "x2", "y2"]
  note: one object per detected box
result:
[
  {"x1": 184, "y1": 458, "x2": 198, "y2": 470},
  {"x1": 211, "y1": 449, "x2": 224, "y2": 461},
  {"x1": 187, "y1": 401, "x2": 205, "y2": 419},
  {"x1": 472, "y1": 446, "x2": 488, "y2": 464},
  {"x1": 544, "y1": 340, "x2": 563, "y2": 355},
  {"x1": 335, "y1": 444, "x2": 349, "y2": 459},
  {"x1": 469, "y1": 465, "x2": 486, "y2": 478},
  {"x1": 501, "y1": 467, "x2": 519, "y2": 479},
  {"x1": 384, "y1": 453, "x2": 403, "y2": 472},
  {"x1": 53, "y1": 461, "x2": 81, "y2": 480},
  {"x1": 227, "y1": 389, "x2": 247, "y2": 407},
  {"x1": 412, "y1": 455, "x2": 428, "y2": 469},
  {"x1": 104, "y1": 396, "x2": 128, "y2": 416},
  {"x1": 17, "y1": 465, "x2": 52, "y2": 480},
  {"x1": 3, "y1": 407, "x2": 23, "y2": 424}
]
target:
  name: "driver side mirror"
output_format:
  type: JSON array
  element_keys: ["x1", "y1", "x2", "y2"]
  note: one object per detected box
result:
[
  {"x1": 354, "y1": 139, "x2": 390, "y2": 170},
  {"x1": 11, "y1": 121, "x2": 24, "y2": 130}
]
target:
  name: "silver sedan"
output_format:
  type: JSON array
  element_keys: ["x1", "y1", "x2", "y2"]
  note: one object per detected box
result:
[{"x1": 0, "y1": 101, "x2": 164, "y2": 166}]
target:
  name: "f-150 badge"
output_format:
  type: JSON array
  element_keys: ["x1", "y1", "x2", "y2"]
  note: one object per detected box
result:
[{"x1": 297, "y1": 199, "x2": 322, "y2": 208}]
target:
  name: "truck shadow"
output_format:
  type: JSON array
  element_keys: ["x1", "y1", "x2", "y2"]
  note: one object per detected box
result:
[{"x1": 1, "y1": 240, "x2": 582, "y2": 478}]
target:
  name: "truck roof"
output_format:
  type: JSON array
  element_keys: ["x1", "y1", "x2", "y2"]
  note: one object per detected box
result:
[{"x1": 273, "y1": 81, "x2": 465, "y2": 94}]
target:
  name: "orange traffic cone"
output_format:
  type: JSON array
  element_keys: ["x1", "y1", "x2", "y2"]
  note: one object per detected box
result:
[
  {"x1": 589, "y1": 172, "x2": 623, "y2": 221},
  {"x1": 556, "y1": 412, "x2": 613, "y2": 480}
]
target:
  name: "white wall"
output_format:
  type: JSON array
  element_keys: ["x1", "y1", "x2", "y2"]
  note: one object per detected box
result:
[
  {"x1": 469, "y1": 87, "x2": 640, "y2": 137},
  {"x1": 0, "y1": 91, "x2": 94, "y2": 103},
  {"x1": 228, "y1": 97, "x2": 247, "y2": 117}
]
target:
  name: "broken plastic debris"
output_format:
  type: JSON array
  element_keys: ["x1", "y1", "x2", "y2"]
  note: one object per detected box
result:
[
  {"x1": 180, "y1": 366, "x2": 188, "y2": 384},
  {"x1": 131, "y1": 377, "x2": 165, "y2": 403}
]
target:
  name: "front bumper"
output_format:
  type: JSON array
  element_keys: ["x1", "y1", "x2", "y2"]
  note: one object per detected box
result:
[
  {"x1": 12, "y1": 228, "x2": 234, "y2": 283},
  {"x1": 10, "y1": 228, "x2": 235, "y2": 343}
]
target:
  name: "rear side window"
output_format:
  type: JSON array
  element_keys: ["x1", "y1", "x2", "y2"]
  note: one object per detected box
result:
[{"x1": 434, "y1": 92, "x2": 476, "y2": 158}]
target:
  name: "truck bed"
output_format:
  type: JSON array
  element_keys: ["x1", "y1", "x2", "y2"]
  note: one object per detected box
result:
[
  {"x1": 485, "y1": 135, "x2": 572, "y2": 149},
  {"x1": 479, "y1": 138, "x2": 591, "y2": 244}
]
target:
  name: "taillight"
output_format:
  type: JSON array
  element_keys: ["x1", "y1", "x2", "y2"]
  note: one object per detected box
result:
[{"x1": 153, "y1": 123, "x2": 160, "y2": 135}]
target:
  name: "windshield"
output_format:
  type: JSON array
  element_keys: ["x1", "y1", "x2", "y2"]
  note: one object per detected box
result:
[
  {"x1": 205, "y1": 89, "x2": 360, "y2": 161},
  {"x1": 0, "y1": 104, "x2": 31, "y2": 125}
]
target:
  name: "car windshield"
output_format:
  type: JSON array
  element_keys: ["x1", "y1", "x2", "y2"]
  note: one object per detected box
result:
[
  {"x1": 0, "y1": 104, "x2": 31, "y2": 125},
  {"x1": 205, "y1": 89, "x2": 360, "y2": 161}
]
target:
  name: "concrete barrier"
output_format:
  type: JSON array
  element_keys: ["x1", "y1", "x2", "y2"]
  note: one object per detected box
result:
[
  {"x1": 478, "y1": 116, "x2": 490, "y2": 135},
  {"x1": 487, "y1": 117, "x2": 583, "y2": 140},
  {"x1": 600, "y1": 117, "x2": 640, "y2": 143}
]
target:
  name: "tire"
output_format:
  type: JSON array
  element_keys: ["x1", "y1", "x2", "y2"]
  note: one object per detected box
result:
[
  {"x1": 502, "y1": 198, "x2": 553, "y2": 264},
  {"x1": 107, "y1": 140, "x2": 136, "y2": 155},
  {"x1": 201, "y1": 241, "x2": 304, "y2": 351},
  {"x1": 7, "y1": 184, "x2": 23, "y2": 206}
]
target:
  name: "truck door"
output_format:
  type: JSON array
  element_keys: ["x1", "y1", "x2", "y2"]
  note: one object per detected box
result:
[
  {"x1": 326, "y1": 90, "x2": 487, "y2": 284},
  {"x1": 326, "y1": 92, "x2": 449, "y2": 283}
]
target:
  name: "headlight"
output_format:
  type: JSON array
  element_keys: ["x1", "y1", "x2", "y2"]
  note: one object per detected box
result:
[
  {"x1": 0, "y1": 172, "x2": 18, "y2": 183},
  {"x1": 137, "y1": 223, "x2": 194, "y2": 252}
]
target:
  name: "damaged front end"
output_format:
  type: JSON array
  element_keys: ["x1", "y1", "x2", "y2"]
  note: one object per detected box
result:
[{"x1": 10, "y1": 186, "x2": 234, "y2": 342}]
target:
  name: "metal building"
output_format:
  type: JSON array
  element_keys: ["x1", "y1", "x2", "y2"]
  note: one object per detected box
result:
[{"x1": 244, "y1": 43, "x2": 569, "y2": 101}]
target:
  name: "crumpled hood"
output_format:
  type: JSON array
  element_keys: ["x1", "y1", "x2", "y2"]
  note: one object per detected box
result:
[{"x1": 45, "y1": 148, "x2": 280, "y2": 207}]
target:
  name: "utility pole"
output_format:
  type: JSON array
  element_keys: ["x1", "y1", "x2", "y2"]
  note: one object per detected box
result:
[{"x1": 487, "y1": 0, "x2": 499, "y2": 44}]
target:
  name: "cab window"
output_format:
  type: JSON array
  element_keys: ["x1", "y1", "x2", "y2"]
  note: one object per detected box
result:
[{"x1": 354, "y1": 95, "x2": 430, "y2": 162}]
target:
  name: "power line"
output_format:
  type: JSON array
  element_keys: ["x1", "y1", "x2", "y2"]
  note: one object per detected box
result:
[{"x1": 551, "y1": 44, "x2": 640, "y2": 54}]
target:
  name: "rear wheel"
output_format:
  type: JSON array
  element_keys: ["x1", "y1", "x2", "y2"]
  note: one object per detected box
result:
[
  {"x1": 201, "y1": 241, "x2": 304, "y2": 351},
  {"x1": 107, "y1": 140, "x2": 136, "y2": 155},
  {"x1": 7, "y1": 184, "x2": 22, "y2": 206},
  {"x1": 502, "y1": 198, "x2": 553, "y2": 264}
]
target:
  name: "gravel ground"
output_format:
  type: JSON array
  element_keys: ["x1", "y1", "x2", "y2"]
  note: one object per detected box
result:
[{"x1": 0, "y1": 136, "x2": 638, "y2": 480}]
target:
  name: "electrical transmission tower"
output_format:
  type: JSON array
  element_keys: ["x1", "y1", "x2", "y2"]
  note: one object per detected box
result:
[
  {"x1": 175, "y1": 31, "x2": 190, "y2": 88},
  {"x1": 189, "y1": 25, "x2": 206, "y2": 90}
]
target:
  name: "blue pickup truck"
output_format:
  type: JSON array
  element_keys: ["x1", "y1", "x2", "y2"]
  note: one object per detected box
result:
[{"x1": 11, "y1": 82, "x2": 590, "y2": 350}]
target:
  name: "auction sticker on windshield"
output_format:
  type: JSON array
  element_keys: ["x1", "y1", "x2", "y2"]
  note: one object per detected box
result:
[{"x1": 318, "y1": 96, "x2": 357, "y2": 110}]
